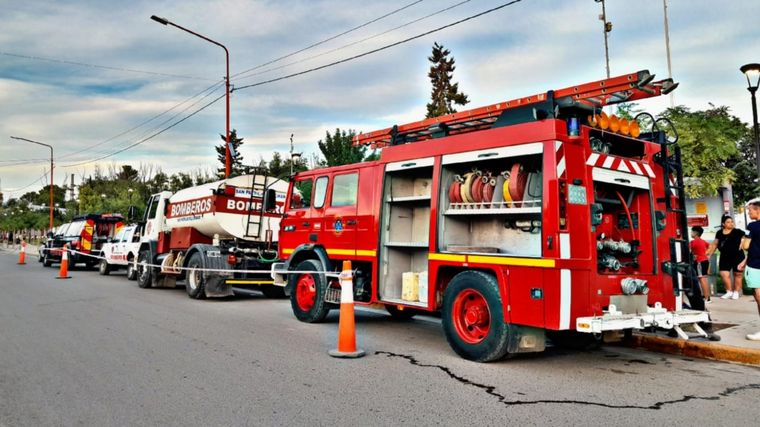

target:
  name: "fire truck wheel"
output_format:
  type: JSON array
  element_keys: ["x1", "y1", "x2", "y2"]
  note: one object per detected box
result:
[
  {"x1": 260, "y1": 285, "x2": 287, "y2": 298},
  {"x1": 186, "y1": 252, "x2": 207, "y2": 299},
  {"x1": 126, "y1": 262, "x2": 137, "y2": 281},
  {"x1": 385, "y1": 305, "x2": 417, "y2": 321},
  {"x1": 442, "y1": 271, "x2": 510, "y2": 362},
  {"x1": 289, "y1": 259, "x2": 332, "y2": 323},
  {"x1": 136, "y1": 250, "x2": 154, "y2": 289},
  {"x1": 98, "y1": 259, "x2": 111, "y2": 275}
]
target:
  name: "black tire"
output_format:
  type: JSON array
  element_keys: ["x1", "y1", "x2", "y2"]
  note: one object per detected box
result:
[
  {"x1": 136, "y1": 250, "x2": 154, "y2": 289},
  {"x1": 98, "y1": 259, "x2": 111, "y2": 275},
  {"x1": 442, "y1": 270, "x2": 511, "y2": 362},
  {"x1": 185, "y1": 252, "x2": 206, "y2": 299},
  {"x1": 385, "y1": 304, "x2": 417, "y2": 321},
  {"x1": 260, "y1": 284, "x2": 287, "y2": 298},
  {"x1": 42, "y1": 253, "x2": 52, "y2": 267},
  {"x1": 126, "y1": 261, "x2": 137, "y2": 281},
  {"x1": 289, "y1": 259, "x2": 334, "y2": 323}
]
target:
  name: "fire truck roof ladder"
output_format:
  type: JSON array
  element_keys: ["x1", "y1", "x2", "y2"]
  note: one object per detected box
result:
[
  {"x1": 354, "y1": 70, "x2": 678, "y2": 148},
  {"x1": 243, "y1": 166, "x2": 267, "y2": 239}
]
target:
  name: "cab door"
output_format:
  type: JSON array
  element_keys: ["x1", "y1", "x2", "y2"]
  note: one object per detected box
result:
[{"x1": 323, "y1": 172, "x2": 359, "y2": 257}]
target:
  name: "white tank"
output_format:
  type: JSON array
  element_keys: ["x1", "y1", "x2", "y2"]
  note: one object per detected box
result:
[{"x1": 164, "y1": 174, "x2": 288, "y2": 242}]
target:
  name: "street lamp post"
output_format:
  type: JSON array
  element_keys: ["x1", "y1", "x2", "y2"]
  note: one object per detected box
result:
[
  {"x1": 151, "y1": 15, "x2": 231, "y2": 178},
  {"x1": 10, "y1": 136, "x2": 54, "y2": 230},
  {"x1": 594, "y1": 0, "x2": 612, "y2": 79},
  {"x1": 741, "y1": 63, "x2": 760, "y2": 182}
]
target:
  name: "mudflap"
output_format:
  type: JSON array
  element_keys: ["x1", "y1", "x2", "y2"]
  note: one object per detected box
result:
[
  {"x1": 507, "y1": 325, "x2": 546, "y2": 353},
  {"x1": 204, "y1": 275, "x2": 233, "y2": 297}
]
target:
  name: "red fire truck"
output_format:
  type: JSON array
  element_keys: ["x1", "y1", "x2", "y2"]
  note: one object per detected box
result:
[{"x1": 273, "y1": 70, "x2": 709, "y2": 362}]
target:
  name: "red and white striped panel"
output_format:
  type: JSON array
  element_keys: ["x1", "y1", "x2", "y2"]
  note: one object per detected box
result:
[
  {"x1": 555, "y1": 141, "x2": 566, "y2": 179},
  {"x1": 586, "y1": 153, "x2": 655, "y2": 178}
]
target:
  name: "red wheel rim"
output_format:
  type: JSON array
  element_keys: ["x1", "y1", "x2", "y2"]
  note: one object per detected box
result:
[
  {"x1": 295, "y1": 274, "x2": 317, "y2": 311},
  {"x1": 452, "y1": 289, "x2": 491, "y2": 344}
]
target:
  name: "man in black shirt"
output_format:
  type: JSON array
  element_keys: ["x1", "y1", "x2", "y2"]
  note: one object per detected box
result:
[{"x1": 741, "y1": 199, "x2": 760, "y2": 340}]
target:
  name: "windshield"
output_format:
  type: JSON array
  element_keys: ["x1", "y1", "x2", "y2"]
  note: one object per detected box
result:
[{"x1": 65, "y1": 221, "x2": 85, "y2": 237}]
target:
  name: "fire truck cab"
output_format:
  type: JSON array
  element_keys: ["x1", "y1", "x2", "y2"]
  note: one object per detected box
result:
[{"x1": 274, "y1": 70, "x2": 709, "y2": 362}]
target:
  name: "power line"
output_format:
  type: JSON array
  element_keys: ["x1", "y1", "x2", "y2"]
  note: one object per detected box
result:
[
  {"x1": 1, "y1": 51, "x2": 215, "y2": 81},
  {"x1": 2, "y1": 170, "x2": 49, "y2": 194},
  {"x1": 60, "y1": 93, "x2": 226, "y2": 168},
  {"x1": 232, "y1": 0, "x2": 472, "y2": 84},
  {"x1": 231, "y1": 0, "x2": 427, "y2": 80},
  {"x1": 233, "y1": 0, "x2": 524, "y2": 92}
]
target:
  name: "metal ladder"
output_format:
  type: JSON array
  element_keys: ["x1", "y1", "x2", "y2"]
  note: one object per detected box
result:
[{"x1": 243, "y1": 168, "x2": 268, "y2": 239}]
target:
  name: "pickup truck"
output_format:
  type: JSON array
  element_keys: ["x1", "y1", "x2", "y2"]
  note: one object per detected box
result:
[{"x1": 98, "y1": 224, "x2": 141, "y2": 280}]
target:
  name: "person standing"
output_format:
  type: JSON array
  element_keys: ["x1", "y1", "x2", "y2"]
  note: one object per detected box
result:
[
  {"x1": 741, "y1": 200, "x2": 760, "y2": 340},
  {"x1": 706, "y1": 215, "x2": 745, "y2": 300},
  {"x1": 690, "y1": 226, "x2": 712, "y2": 304}
]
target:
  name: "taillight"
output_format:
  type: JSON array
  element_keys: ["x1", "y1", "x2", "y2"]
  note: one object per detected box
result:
[{"x1": 227, "y1": 254, "x2": 237, "y2": 265}]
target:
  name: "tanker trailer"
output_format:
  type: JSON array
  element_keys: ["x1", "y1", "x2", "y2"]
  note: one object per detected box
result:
[{"x1": 135, "y1": 173, "x2": 289, "y2": 299}]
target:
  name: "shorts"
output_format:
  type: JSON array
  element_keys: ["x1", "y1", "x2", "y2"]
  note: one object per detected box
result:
[
  {"x1": 693, "y1": 260, "x2": 709, "y2": 277},
  {"x1": 745, "y1": 266, "x2": 760, "y2": 289},
  {"x1": 718, "y1": 253, "x2": 745, "y2": 272}
]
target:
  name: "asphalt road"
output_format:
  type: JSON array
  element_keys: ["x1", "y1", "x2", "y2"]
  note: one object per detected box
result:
[{"x1": 1, "y1": 250, "x2": 760, "y2": 426}]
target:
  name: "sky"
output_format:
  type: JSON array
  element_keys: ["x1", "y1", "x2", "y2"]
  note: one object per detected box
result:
[{"x1": 1, "y1": 0, "x2": 759, "y2": 198}]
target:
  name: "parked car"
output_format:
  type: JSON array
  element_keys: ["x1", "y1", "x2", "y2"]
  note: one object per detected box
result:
[{"x1": 98, "y1": 224, "x2": 141, "y2": 280}]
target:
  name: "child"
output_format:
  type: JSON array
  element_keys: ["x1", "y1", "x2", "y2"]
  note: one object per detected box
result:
[{"x1": 689, "y1": 226, "x2": 711, "y2": 304}]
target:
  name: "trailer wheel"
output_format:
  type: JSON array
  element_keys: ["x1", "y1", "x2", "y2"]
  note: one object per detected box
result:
[
  {"x1": 126, "y1": 261, "x2": 137, "y2": 281},
  {"x1": 186, "y1": 252, "x2": 206, "y2": 299},
  {"x1": 98, "y1": 259, "x2": 111, "y2": 275},
  {"x1": 289, "y1": 259, "x2": 332, "y2": 323},
  {"x1": 136, "y1": 250, "x2": 153, "y2": 289},
  {"x1": 442, "y1": 271, "x2": 511, "y2": 362}
]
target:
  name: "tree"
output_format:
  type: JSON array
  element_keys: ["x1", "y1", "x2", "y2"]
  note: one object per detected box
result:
[
  {"x1": 268, "y1": 152, "x2": 285, "y2": 177},
  {"x1": 215, "y1": 129, "x2": 245, "y2": 178},
  {"x1": 117, "y1": 165, "x2": 139, "y2": 182},
  {"x1": 317, "y1": 128, "x2": 368, "y2": 167},
  {"x1": 661, "y1": 105, "x2": 746, "y2": 198},
  {"x1": 425, "y1": 42, "x2": 469, "y2": 118},
  {"x1": 724, "y1": 123, "x2": 757, "y2": 204}
]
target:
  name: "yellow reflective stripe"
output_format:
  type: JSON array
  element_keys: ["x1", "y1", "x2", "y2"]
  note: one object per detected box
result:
[
  {"x1": 467, "y1": 255, "x2": 555, "y2": 268},
  {"x1": 429, "y1": 253, "x2": 466, "y2": 262},
  {"x1": 326, "y1": 249, "x2": 357, "y2": 256},
  {"x1": 355, "y1": 250, "x2": 376, "y2": 257},
  {"x1": 226, "y1": 280, "x2": 275, "y2": 285}
]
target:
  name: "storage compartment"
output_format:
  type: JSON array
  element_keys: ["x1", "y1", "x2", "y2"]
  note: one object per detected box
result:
[
  {"x1": 379, "y1": 163, "x2": 433, "y2": 306},
  {"x1": 437, "y1": 144, "x2": 544, "y2": 257}
]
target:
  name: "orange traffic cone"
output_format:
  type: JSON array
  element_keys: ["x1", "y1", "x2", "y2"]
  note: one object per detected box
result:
[
  {"x1": 56, "y1": 244, "x2": 71, "y2": 280},
  {"x1": 328, "y1": 260, "x2": 365, "y2": 358},
  {"x1": 17, "y1": 241, "x2": 26, "y2": 265}
]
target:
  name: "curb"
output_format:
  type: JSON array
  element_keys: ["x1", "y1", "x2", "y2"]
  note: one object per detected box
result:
[{"x1": 625, "y1": 334, "x2": 760, "y2": 366}]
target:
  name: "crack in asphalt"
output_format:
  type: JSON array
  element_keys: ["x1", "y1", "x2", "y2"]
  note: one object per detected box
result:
[{"x1": 375, "y1": 351, "x2": 760, "y2": 410}]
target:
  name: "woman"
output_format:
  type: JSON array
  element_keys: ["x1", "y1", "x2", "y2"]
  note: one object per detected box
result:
[{"x1": 706, "y1": 215, "x2": 745, "y2": 300}]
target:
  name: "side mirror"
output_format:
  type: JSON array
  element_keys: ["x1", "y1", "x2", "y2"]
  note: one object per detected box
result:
[
  {"x1": 264, "y1": 189, "x2": 277, "y2": 212},
  {"x1": 127, "y1": 206, "x2": 137, "y2": 221}
]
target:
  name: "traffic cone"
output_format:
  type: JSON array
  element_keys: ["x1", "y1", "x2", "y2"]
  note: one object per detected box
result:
[
  {"x1": 17, "y1": 241, "x2": 26, "y2": 265},
  {"x1": 56, "y1": 244, "x2": 71, "y2": 280},
  {"x1": 328, "y1": 260, "x2": 365, "y2": 358}
]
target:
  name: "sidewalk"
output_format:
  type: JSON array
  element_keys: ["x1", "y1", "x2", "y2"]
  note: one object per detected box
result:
[{"x1": 626, "y1": 294, "x2": 760, "y2": 366}]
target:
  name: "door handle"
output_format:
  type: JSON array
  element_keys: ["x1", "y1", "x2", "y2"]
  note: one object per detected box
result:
[
  {"x1": 547, "y1": 235, "x2": 553, "y2": 250},
  {"x1": 302, "y1": 221, "x2": 311, "y2": 226},
  {"x1": 346, "y1": 220, "x2": 357, "y2": 226}
]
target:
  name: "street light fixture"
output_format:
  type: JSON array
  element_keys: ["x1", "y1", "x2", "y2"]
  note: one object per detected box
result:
[
  {"x1": 151, "y1": 15, "x2": 232, "y2": 178},
  {"x1": 10, "y1": 136, "x2": 54, "y2": 230},
  {"x1": 740, "y1": 63, "x2": 760, "y2": 182}
]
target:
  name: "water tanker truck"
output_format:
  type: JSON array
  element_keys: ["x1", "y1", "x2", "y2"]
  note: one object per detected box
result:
[{"x1": 135, "y1": 172, "x2": 289, "y2": 299}]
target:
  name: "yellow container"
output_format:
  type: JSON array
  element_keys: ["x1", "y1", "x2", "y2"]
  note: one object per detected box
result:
[{"x1": 402, "y1": 272, "x2": 419, "y2": 302}]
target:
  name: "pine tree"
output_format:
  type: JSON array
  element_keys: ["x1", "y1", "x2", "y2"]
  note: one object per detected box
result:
[
  {"x1": 426, "y1": 42, "x2": 470, "y2": 118},
  {"x1": 215, "y1": 129, "x2": 245, "y2": 178},
  {"x1": 317, "y1": 128, "x2": 368, "y2": 167}
]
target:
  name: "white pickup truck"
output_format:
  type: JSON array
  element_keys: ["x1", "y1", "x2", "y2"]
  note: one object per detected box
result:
[{"x1": 99, "y1": 224, "x2": 141, "y2": 280}]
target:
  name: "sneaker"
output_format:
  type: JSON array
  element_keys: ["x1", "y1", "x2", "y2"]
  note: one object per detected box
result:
[
  {"x1": 746, "y1": 331, "x2": 760, "y2": 341},
  {"x1": 732, "y1": 292, "x2": 741, "y2": 300},
  {"x1": 721, "y1": 292, "x2": 732, "y2": 299},
  {"x1": 704, "y1": 299, "x2": 712, "y2": 305}
]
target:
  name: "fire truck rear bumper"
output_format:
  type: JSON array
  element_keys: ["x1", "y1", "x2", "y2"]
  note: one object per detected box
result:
[
  {"x1": 270, "y1": 262, "x2": 287, "y2": 287},
  {"x1": 576, "y1": 306, "x2": 710, "y2": 334}
]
